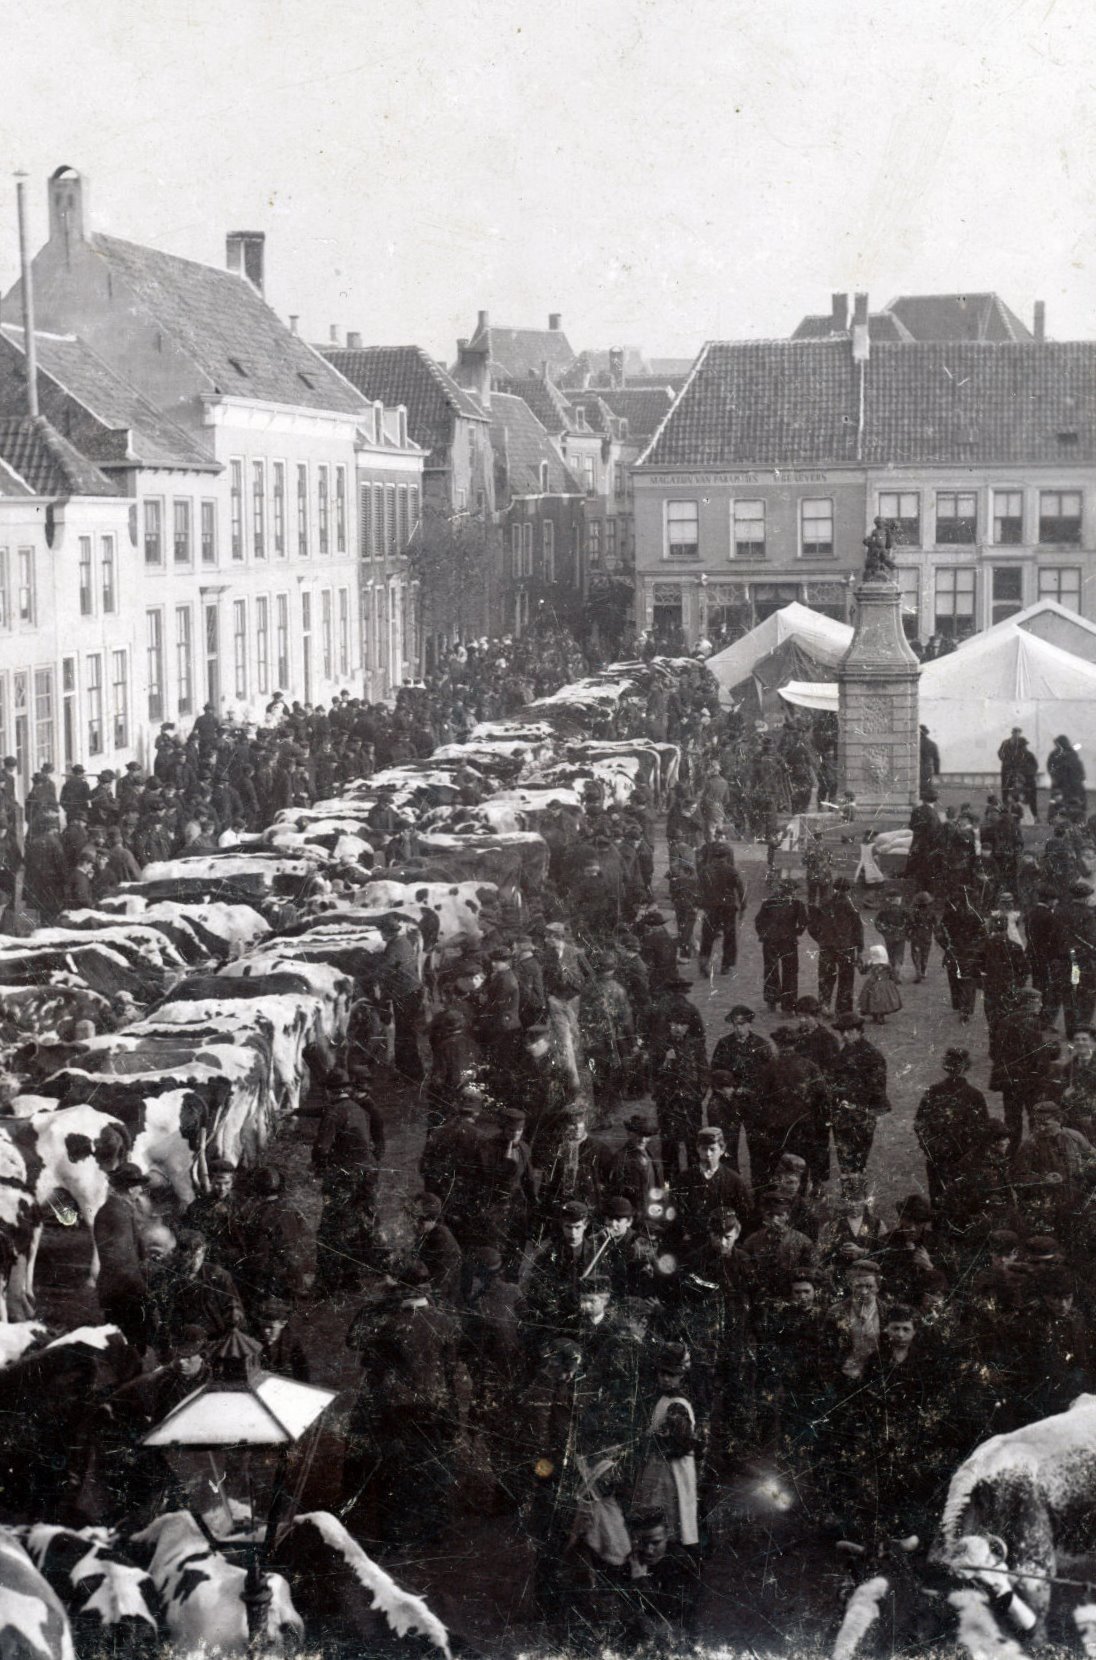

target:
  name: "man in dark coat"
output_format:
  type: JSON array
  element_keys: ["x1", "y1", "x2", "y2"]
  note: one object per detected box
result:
[
  {"x1": 990, "y1": 986, "x2": 1060, "y2": 1150},
  {"x1": 22, "y1": 815, "x2": 67, "y2": 920},
  {"x1": 254, "y1": 1298, "x2": 310, "y2": 1382},
  {"x1": 708, "y1": 1004, "x2": 772, "y2": 1176},
  {"x1": 182, "y1": 1157, "x2": 245, "y2": 1270},
  {"x1": 809, "y1": 878, "x2": 864, "y2": 1015},
  {"x1": 1056, "y1": 880, "x2": 1096, "y2": 1036},
  {"x1": 373, "y1": 915, "x2": 424, "y2": 1081},
  {"x1": 753, "y1": 1026, "x2": 828, "y2": 1186},
  {"x1": 344, "y1": 1264, "x2": 466, "y2": 1545},
  {"x1": 522, "y1": 1200, "x2": 601, "y2": 1342},
  {"x1": 1027, "y1": 886, "x2": 1061, "y2": 1022},
  {"x1": 649, "y1": 975, "x2": 708, "y2": 1175},
  {"x1": 311, "y1": 1077, "x2": 383, "y2": 1293},
  {"x1": 606, "y1": 1113, "x2": 664, "y2": 1222},
  {"x1": 406, "y1": 1191, "x2": 463, "y2": 1307},
  {"x1": 935, "y1": 892, "x2": 987, "y2": 1021},
  {"x1": 474, "y1": 1109, "x2": 538, "y2": 1269},
  {"x1": 754, "y1": 878, "x2": 808, "y2": 1012},
  {"x1": 637, "y1": 909, "x2": 678, "y2": 994},
  {"x1": 673, "y1": 1126, "x2": 753, "y2": 1246},
  {"x1": 59, "y1": 764, "x2": 91, "y2": 821},
  {"x1": 999, "y1": 729, "x2": 1038, "y2": 817},
  {"x1": 235, "y1": 1166, "x2": 311, "y2": 1310},
  {"x1": 88, "y1": 770, "x2": 120, "y2": 829},
  {"x1": 94, "y1": 1164, "x2": 153, "y2": 1354},
  {"x1": 536, "y1": 1104, "x2": 614, "y2": 1217},
  {"x1": 152, "y1": 1230, "x2": 244, "y2": 1351},
  {"x1": 478, "y1": 943, "x2": 524, "y2": 1088},
  {"x1": 914, "y1": 1047, "x2": 990, "y2": 1208},
  {"x1": 421, "y1": 1088, "x2": 484, "y2": 1235},
  {"x1": 696, "y1": 841, "x2": 747, "y2": 975},
  {"x1": 828, "y1": 1012, "x2": 890, "y2": 1175}
]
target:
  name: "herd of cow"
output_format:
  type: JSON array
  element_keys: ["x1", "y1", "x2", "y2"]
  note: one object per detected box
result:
[
  {"x1": 0, "y1": 657, "x2": 702, "y2": 1658},
  {"x1": 0, "y1": 651, "x2": 1089, "y2": 1658}
]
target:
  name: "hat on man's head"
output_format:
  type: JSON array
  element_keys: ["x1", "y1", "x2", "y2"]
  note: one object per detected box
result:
[
  {"x1": 639, "y1": 909, "x2": 666, "y2": 926},
  {"x1": 110, "y1": 1162, "x2": 150, "y2": 1190},
  {"x1": 558, "y1": 1200, "x2": 589, "y2": 1223},
  {"x1": 624, "y1": 1112, "x2": 658, "y2": 1136},
  {"x1": 664, "y1": 973, "x2": 694, "y2": 991},
  {"x1": 602, "y1": 1196, "x2": 634, "y2": 1220},
  {"x1": 833, "y1": 1011, "x2": 865, "y2": 1032},
  {"x1": 412, "y1": 1192, "x2": 443, "y2": 1218},
  {"x1": 98, "y1": 770, "x2": 116, "y2": 782},
  {"x1": 1025, "y1": 1235, "x2": 1061, "y2": 1261},
  {"x1": 256, "y1": 1298, "x2": 291, "y2": 1322},
  {"x1": 897, "y1": 1194, "x2": 933, "y2": 1224},
  {"x1": 776, "y1": 1152, "x2": 806, "y2": 1174},
  {"x1": 726, "y1": 1004, "x2": 756, "y2": 1022},
  {"x1": 499, "y1": 1108, "x2": 526, "y2": 1129},
  {"x1": 1071, "y1": 881, "x2": 1094, "y2": 898},
  {"x1": 70, "y1": 765, "x2": 85, "y2": 776},
  {"x1": 657, "y1": 1341, "x2": 689, "y2": 1373},
  {"x1": 794, "y1": 996, "x2": 821, "y2": 1016},
  {"x1": 696, "y1": 1127, "x2": 724, "y2": 1146},
  {"x1": 943, "y1": 1047, "x2": 970, "y2": 1071}
]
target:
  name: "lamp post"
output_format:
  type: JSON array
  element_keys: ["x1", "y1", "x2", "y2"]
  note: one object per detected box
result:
[{"x1": 142, "y1": 1329, "x2": 336, "y2": 1650}]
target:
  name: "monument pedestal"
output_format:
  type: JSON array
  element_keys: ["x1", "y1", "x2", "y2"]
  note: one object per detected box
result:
[{"x1": 837, "y1": 580, "x2": 920, "y2": 813}]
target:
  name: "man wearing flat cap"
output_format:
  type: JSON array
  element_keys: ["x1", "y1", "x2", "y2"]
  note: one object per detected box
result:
[
  {"x1": 182, "y1": 1157, "x2": 244, "y2": 1270},
  {"x1": 254, "y1": 1298, "x2": 310, "y2": 1381},
  {"x1": 474, "y1": 1108, "x2": 537, "y2": 1272},
  {"x1": 522, "y1": 1200, "x2": 600, "y2": 1340},
  {"x1": 406, "y1": 1190, "x2": 463, "y2": 1308},
  {"x1": 537, "y1": 1104, "x2": 613, "y2": 1217},
  {"x1": 673, "y1": 1127, "x2": 754, "y2": 1248},
  {"x1": 708, "y1": 1005, "x2": 773, "y2": 1175},
  {"x1": 606, "y1": 1112, "x2": 664, "y2": 1220}
]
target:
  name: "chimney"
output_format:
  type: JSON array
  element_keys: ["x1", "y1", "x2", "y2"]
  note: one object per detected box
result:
[
  {"x1": 477, "y1": 310, "x2": 489, "y2": 333},
  {"x1": 453, "y1": 339, "x2": 491, "y2": 408},
  {"x1": 226, "y1": 231, "x2": 265, "y2": 294},
  {"x1": 1033, "y1": 300, "x2": 1046, "y2": 342},
  {"x1": 608, "y1": 348, "x2": 625, "y2": 389},
  {"x1": 851, "y1": 292, "x2": 870, "y2": 363},
  {"x1": 15, "y1": 176, "x2": 39, "y2": 418},
  {"x1": 288, "y1": 315, "x2": 299, "y2": 336},
  {"x1": 831, "y1": 292, "x2": 848, "y2": 333},
  {"x1": 329, "y1": 324, "x2": 340, "y2": 346},
  {"x1": 47, "y1": 165, "x2": 87, "y2": 257},
  {"x1": 346, "y1": 330, "x2": 362, "y2": 349},
  {"x1": 548, "y1": 313, "x2": 562, "y2": 331}
]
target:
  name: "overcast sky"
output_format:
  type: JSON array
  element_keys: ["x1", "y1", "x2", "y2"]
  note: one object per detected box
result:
[{"x1": 2, "y1": 0, "x2": 1094, "y2": 361}]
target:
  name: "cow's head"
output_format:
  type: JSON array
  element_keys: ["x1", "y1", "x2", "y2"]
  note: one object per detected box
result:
[{"x1": 948, "y1": 1535, "x2": 1037, "y2": 1633}]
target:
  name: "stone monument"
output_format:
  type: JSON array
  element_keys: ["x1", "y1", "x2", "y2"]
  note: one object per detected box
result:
[{"x1": 837, "y1": 520, "x2": 920, "y2": 812}]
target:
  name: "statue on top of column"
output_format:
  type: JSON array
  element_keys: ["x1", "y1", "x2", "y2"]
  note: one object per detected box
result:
[{"x1": 862, "y1": 517, "x2": 898, "y2": 581}]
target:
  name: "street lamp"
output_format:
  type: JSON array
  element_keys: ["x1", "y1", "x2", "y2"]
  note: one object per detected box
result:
[{"x1": 142, "y1": 1329, "x2": 336, "y2": 1645}]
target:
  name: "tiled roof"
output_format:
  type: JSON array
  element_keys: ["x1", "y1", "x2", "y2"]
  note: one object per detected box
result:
[
  {"x1": 566, "y1": 391, "x2": 618, "y2": 437},
  {"x1": 885, "y1": 293, "x2": 1033, "y2": 343},
  {"x1": 791, "y1": 311, "x2": 913, "y2": 343},
  {"x1": 641, "y1": 338, "x2": 1096, "y2": 468},
  {"x1": 325, "y1": 346, "x2": 487, "y2": 469},
  {"x1": 489, "y1": 392, "x2": 582, "y2": 501},
  {"x1": 0, "y1": 326, "x2": 215, "y2": 470},
  {"x1": 621, "y1": 372, "x2": 690, "y2": 393},
  {"x1": 469, "y1": 322, "x2": 576, "y2": 381},
  {"x1": 496, "y1": 375, "x2": 572, "y2": 437},
  {"x1": 0, "y1": 414, "x2": 118, "y2": 496},
  {"x1": 88, "y1": 234, "x2": 368, "y2": 415},
  {"x1": 596, "y1": 387, "x2": 676, "y2": 441}
]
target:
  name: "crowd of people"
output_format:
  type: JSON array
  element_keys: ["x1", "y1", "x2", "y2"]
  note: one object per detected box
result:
[{"x1": 4, "y1": 622, "x2": 1096, "y2": 1652}]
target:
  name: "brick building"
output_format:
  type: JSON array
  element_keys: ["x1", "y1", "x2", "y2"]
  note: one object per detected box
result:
[{"x1": 633, "y1": 295, "x2": 1096, "y2": 649}]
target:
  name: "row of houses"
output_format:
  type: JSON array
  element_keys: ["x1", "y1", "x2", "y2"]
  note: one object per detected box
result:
[
  {"x1": 631, "y1": 291, "x2": 1096, "y2": 647},
  {"x1": 0, "y1": 166, "x2": 672, "y2": 787}
]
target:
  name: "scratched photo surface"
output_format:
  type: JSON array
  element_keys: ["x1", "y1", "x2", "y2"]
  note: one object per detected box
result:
[{"x1": 0, "y1": 0, "x2": 1093, "y2": 1655}]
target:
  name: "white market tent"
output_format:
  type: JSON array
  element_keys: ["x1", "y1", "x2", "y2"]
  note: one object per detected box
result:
[
  {"x1": 779, "y1": 625, "x2": 1096, "y2": 777},
  {"x1": 980, "y1": 597, "x2": 1096, "y2": 665},
  {"x1": 707, "y1": 603, "x2": 853, "y2": 705}
]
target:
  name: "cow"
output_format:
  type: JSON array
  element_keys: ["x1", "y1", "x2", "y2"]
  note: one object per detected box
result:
[
  {"x1": 932, "y1": 1394, "x2": 1096, "y2": 1646},
  {"x1": 0, "y1": 1326, "x2": 140, "y2": 1521},
  {"x1": 358, "y1": 880, "x2": 499, "y2": 953},
  {"x1": 0, "y1": 1532, "x2": 75, "y2": 1660},
  {"x1": 416, "y1": 830, "x2": 548, "y2": 896},
  {"x1": 98, "y1": 896, "x2": 272, "y2": 961},
  {"x1": 272, "y1": 1511, "x2": 452, "y2": 1657},
  {"x1": 20, "y1": 1525, "x2": 160, "y2": 1659},
  {"x1": 129, "y1": 1512, "x2": 302, "y2": 1654},
  {"x1": 0, "y1": 1322, "x2": 48, "y2": 1369}
]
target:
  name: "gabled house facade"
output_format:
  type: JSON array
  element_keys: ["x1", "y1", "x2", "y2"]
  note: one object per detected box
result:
[
  {"x1": 5, "y1": 167, "x2": 370, "y2": 741},
  {"x1": 634, "y1": 297, "x2": 1096, "y2": 649}
]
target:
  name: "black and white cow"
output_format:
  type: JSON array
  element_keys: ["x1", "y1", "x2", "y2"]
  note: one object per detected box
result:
[
  {"x1": 272, "y1": 1510, "x2": 452, "y2": 1657},
  {"x1": 129, "y1": 1513, "x2": 301, "y2": 1655},
  {"x1": 932, "y1": 1394, "x2": 1096, "y2": 1647},
  {"x1": 20, "y1": 1525, "x2": 160, "y2": 1659},
  {"x1": 0, "y1": 1531, "x2": 74, "y2": 1660}
]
